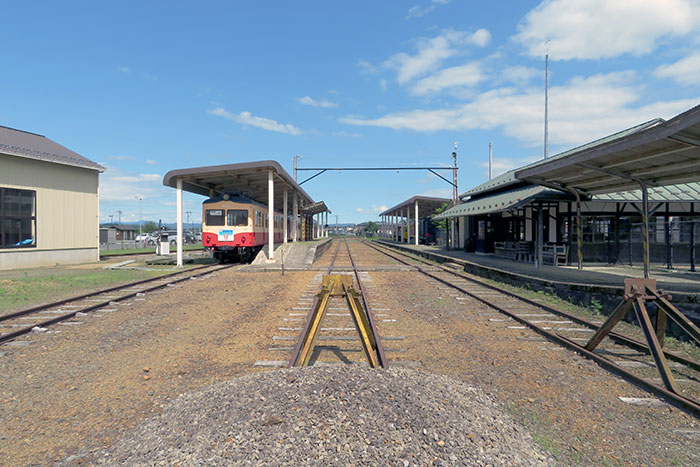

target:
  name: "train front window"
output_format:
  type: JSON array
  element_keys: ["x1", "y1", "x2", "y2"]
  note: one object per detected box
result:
[
  {"x1": 227, "y1": 209, "x2": 248, "y2": 226},
  {"x1": 205, "y1": 209, "x2": 225, "y2": 226}
]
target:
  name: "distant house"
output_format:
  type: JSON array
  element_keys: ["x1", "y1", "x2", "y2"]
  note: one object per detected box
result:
[
  {"x1": 100, "y1": 225, "x2": 137, "y2": 244},
  {"x1": 0, "y1": 125, "x2": 105, "y2": 269}
]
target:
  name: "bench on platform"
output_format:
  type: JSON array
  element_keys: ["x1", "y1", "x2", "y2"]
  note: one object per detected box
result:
[{"x1": 542, "y1": 244, "x2": 568, "y2": 266}]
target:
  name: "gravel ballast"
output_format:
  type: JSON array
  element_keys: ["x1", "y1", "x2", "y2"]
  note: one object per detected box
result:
[{"x1": 92, "y1": 365, "x2": 554, "y2": 465}]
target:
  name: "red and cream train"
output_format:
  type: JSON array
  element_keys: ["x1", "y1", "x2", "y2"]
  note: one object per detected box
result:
[{"x1": 202, "y1": 194, "x2": 289, "y2": 262}]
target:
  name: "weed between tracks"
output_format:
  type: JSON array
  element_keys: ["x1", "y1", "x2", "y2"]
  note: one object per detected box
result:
[{"x1": 0, "y1": 268, "x2": 171, "y2": 312}]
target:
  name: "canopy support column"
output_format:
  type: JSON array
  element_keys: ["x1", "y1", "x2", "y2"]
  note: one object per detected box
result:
[
  {"x1": 691, "y1": 203, "x2": 696, "y2": 272},
  {"x1": 640, "y1": 181, "x2": 650, "y2": 279},
  {"x1": 575, "y1": 192, "x2": 583, "y2": 270},
  {"x1": 414, "y1": 200, "x2": 419, "y2": 245},
  {"x1": 405, "y1": 207, "x2": 410, "y2": 244},
  {"x1": 283, "y1": 186, "x2": 288, "y2": 244},
  {"x1": 293, "y1": 192, "x2": 298, "y2": 242},
  {"x1": 176, "y1": 178, "x2": 183, "y2": 267},
  {"x1": 536, "y1": 204, "x2": 543, "y2": 269},
  {"x1": 268, "y1": 170, "x2": 274, "y2": 259}
]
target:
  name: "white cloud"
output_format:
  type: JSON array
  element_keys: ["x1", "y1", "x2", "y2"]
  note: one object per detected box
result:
[
  {"x1": 410, "y1": 61, "x2": 485, "y2": 95},
  {"x1": 384, "y1": 29, "x2": 491, "y2": 85},
  {"x1": 100, "y1": 166, "x2": 164, "y2": 201},
  {"x1": 118, "y1": 66, "x2": 131, "y2": 73},
  {"x1": 341, "y1": 71, "x2": 698, "y2": 148},
  {"x1": 145, "y1": 159, "x2": 157, "y2": 165},
  {"x1": 332, "y1": 130, "x2": 363, "y2": 138},
  {"x1": 297, "y1": 96, "x2": 338, "y2": 108},
  {"x1": 477, "y1": 155, "x2": 542, "y2": 179},
  {"x1": 654, "y1": 52, "x2": 700, "y2": 86},
  {"x1": 497, "y1": 65, "x2": 540, "y2": 85},
  {"x1": 355, "y1": 207, "x2": 364, "y2": 213},
  {"x1": 407, "y1": 0, "x2": 451, "y2": 19},
  {"x1": 515, "y1": 0, "x2": 700, "y2": 60},
  {"x1": 208, "y1": 107, "x2": 303, "y2": 135}
]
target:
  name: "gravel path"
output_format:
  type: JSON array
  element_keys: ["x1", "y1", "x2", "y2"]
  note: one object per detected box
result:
[{"x1": 92, "y1": 365, "x2": 554, "y2": 466}]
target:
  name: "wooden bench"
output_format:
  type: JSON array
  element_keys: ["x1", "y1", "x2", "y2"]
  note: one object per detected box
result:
[{"x1": 542, "y1": 244, "x2": 568, "y2": 266}]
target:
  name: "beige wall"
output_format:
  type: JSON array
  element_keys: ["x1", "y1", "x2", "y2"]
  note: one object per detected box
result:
[{"x1": 0, "y1": 153, "x2": 99, "y2": 255}]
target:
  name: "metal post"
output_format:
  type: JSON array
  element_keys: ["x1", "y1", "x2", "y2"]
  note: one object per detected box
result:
[
  {"x1": 283, "y1": 186, "x2": 288, "y2": 244},
  {"x1": 641, "y1": 182, "x2": 650, "y2": 279},
  {"x1": 267, "y1": 170, "x2": 274, "y2": 259},
  {"x1": 536, "y1": 204, "x2": 543, "y2": 269},
  {"x1": 176, "y1": 178, "x2": 183, "y2": 267},
  {"x1": 488, "y1": 142, "x2": 493, "y2": 180},
  {"x1": 691, "y1": 203, "x2": 696, "y2": 272},
  {"x1": 665, "y1": 203, "x2": 671, "y2": 269},
  {"x1": 414, "y1": 200, "x2": 419, "y2": 246},
  {"x1": 96, "y1": 177, "x2": 100, "y2": 261},
  {"x1": 575, "y1": 192, "x2": 583, "y2": 270}
]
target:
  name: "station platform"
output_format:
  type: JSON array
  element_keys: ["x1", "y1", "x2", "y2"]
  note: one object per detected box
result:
[
  {"x1": 246, "y1": 238, "x2": 333, "y2": 270},
  {"x1": 379, "y1": 240, "x2": 700, "y2": 294}
]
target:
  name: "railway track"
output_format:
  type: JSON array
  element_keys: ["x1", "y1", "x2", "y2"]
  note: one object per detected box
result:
[
  {"x1": 365, "y1": 240, "x2": 700, "y2": 418},
  {"x1": 0, "y1": 263, "x2": 234, "y2": 346}
]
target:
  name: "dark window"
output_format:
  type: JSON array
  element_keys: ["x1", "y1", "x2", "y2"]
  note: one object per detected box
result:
[
  {"x1": 205, "y1": 209, "x2": 225, "y2": 226},
  {"x1": 0, "y1": 187, "x2": 36, "y2": 248},
  {"x1": 227, "y1": 209, "x2": 248, "y2": 226}
]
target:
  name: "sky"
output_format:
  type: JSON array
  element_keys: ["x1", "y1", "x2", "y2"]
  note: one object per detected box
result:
[{"x1": 2, "y1": 0, "x2": 699, "y2": 226}]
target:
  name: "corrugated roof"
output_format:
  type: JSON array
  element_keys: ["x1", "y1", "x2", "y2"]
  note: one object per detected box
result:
[
  {"x1": 379, "y1": 196, "x2": 451, "y2": 217},
  {"x1": 0, "y1": 125, "x2": 105, "y2": 172},
  {"x1": 592, "y1": 182, "x2": 700, "y2": 202},
  {"x1": 434, "y1": 186, "x2": 570, "y2": 220},
  {"x1": 515, "y1": 104, "x2": 700, "y2": 194},
  {"x1": 462, "y1": 118, "x2": 663, "y2": 198}
]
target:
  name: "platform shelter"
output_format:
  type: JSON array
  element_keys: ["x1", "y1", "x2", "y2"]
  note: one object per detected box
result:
[
  {"x1": 379, "y1": 196, "x2": 451, "y2": 245},
  {"x1": 301, "y1": 201, "x2": 331, "y2": 241},
  {"x1": 163, "y1": 160, "x2": 330, "y2": 266},
  {"x1": 436, "y1": 104, "x2": 700, "y2": 272}
]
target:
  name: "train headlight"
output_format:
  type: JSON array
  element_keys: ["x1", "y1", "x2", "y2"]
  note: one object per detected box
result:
[{"x1": 241, "y1": 236, "x2": 246, "y2": 243}]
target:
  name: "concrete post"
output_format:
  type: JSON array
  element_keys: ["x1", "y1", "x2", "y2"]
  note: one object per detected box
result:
[
  {"x1": 414, "y1": 200, "x2": 419, "y2": 245},
  {"x1": 267, "y1": 170, "x2": 274, "y2": 259},
  {"x1": 283, "y1": 185, "x2": 288, "y2": 244},
  {"x1": 96, "y1": 177, "x2": 100, "y2": 262},
  {"x1": 176, "y1": 178, "x2": 183, "y2": 267}
]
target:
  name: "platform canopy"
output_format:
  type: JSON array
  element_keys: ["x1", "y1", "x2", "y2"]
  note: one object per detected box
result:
[
  {"x1": 379, "y1": 196, "x2": 451, "y2": 218},
  {"x1": 301, "y1": 200, "x2": 331, "y2": 215},
  {"x1": 163, "y1": 160, "x2": 315, "y2": 208},
  {"x1": 433, "y1": 186, "x2": 571, "y2": 220},
  {"x1": 515, "y1": 103, "x2": 700, "y2": 194}
]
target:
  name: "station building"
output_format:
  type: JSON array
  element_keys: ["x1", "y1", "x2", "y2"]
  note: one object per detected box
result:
[
  {"x1": 0, "y1": 125, "x2": 104, "y2": 269},
  {"x1": 434, "y1": 111, "x2": 700, "y2": 269}
]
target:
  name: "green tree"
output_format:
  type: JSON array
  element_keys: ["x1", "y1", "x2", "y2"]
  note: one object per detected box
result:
[
  {"x1": 365, "y1": 221, "x2": 379, "y2": 233},
  {"x1": 432, "y1": 203, "x2": 448, "y2": 229},
  {"x1": 141, "y1": 221, "x2": 158, "y2": 233}
]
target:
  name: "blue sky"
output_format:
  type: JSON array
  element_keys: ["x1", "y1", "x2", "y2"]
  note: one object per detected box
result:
[{"x1": 2, "y1": 0, "x2": 699, "y2": 225}]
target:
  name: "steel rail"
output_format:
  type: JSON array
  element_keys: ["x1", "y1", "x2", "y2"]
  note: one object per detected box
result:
[
  {"x1": 370, "y1": 241, "x2": 700, "y2": 372},
  {"x1": 1, "y1": 263, "x2": 215, "y2": 323},
  {"x1": 0, "y1": 264, "x2": 233, "y2": 345},
  {"x1": 344, "y1": 239, "x2": 387, "y2": 367},
  {"x1": 364, "y1": 241, "x2": 700, "y2": 418},
  {"x1": 326, "y1": 239, "x2": 342, "y2": 274}
]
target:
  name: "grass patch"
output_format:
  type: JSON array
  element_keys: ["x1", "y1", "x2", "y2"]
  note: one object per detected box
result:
[
  {"x1": 100, "y1": 245, "x2": 203, "y2": 256},
  {"x1": 0, "y1": 268, "x2": 173, "y2": 312}
]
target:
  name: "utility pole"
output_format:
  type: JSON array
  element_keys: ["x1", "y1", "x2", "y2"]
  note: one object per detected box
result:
[
  {"x1": 293, "y1": 155, "x2": 303, "y2": 181},
  {"x1": 544, "y1": 37, "x2": 550, "y2": 159},
  {"x1": 488, "y1": 142, "x2": 493, "y2": 180},
  {"x1": 451, "y1": 142, "x2": 459, "y2": 250},
  {"x1": 109, "y1": 214, "x2": 114, "y2": 225},
  {"x1": 135, "y1": 196, "x2": 143, "y2": 242},
  {"x1": 186, "y1": 210, "x2": 192, "y2": 231},
  {"x1": 116, "y1": 210, "x2": 124, "y2": 249}
]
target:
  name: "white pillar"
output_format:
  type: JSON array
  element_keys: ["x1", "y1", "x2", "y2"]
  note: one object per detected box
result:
[
  {"x1": 176, "y1": 178, "x2": 183, "y2": 267},
  {"x1": 414, "y1": 200, "x2": 419, "y2": 245},
  {"x1": 96, "y1": 177, "x2": 100, "y2": 261},
  {"x1": 283, "y1": 186, "x2": 288, "y2": 244},
  {"x1": 293, "y1": 192, "x2": 298, "y2": 242},
  {"x1": 393, "y1": 214, "x2": 397, "y2": 241},
  {"x1": 325, "y1": 211, "x2": 329, "y2": 237},
  {"x1": 267, "y1": 170, "x2": 274, "y2": 259},
  {"x1": 405, "y1": 207, "x2": 410, "y2": 244}
]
